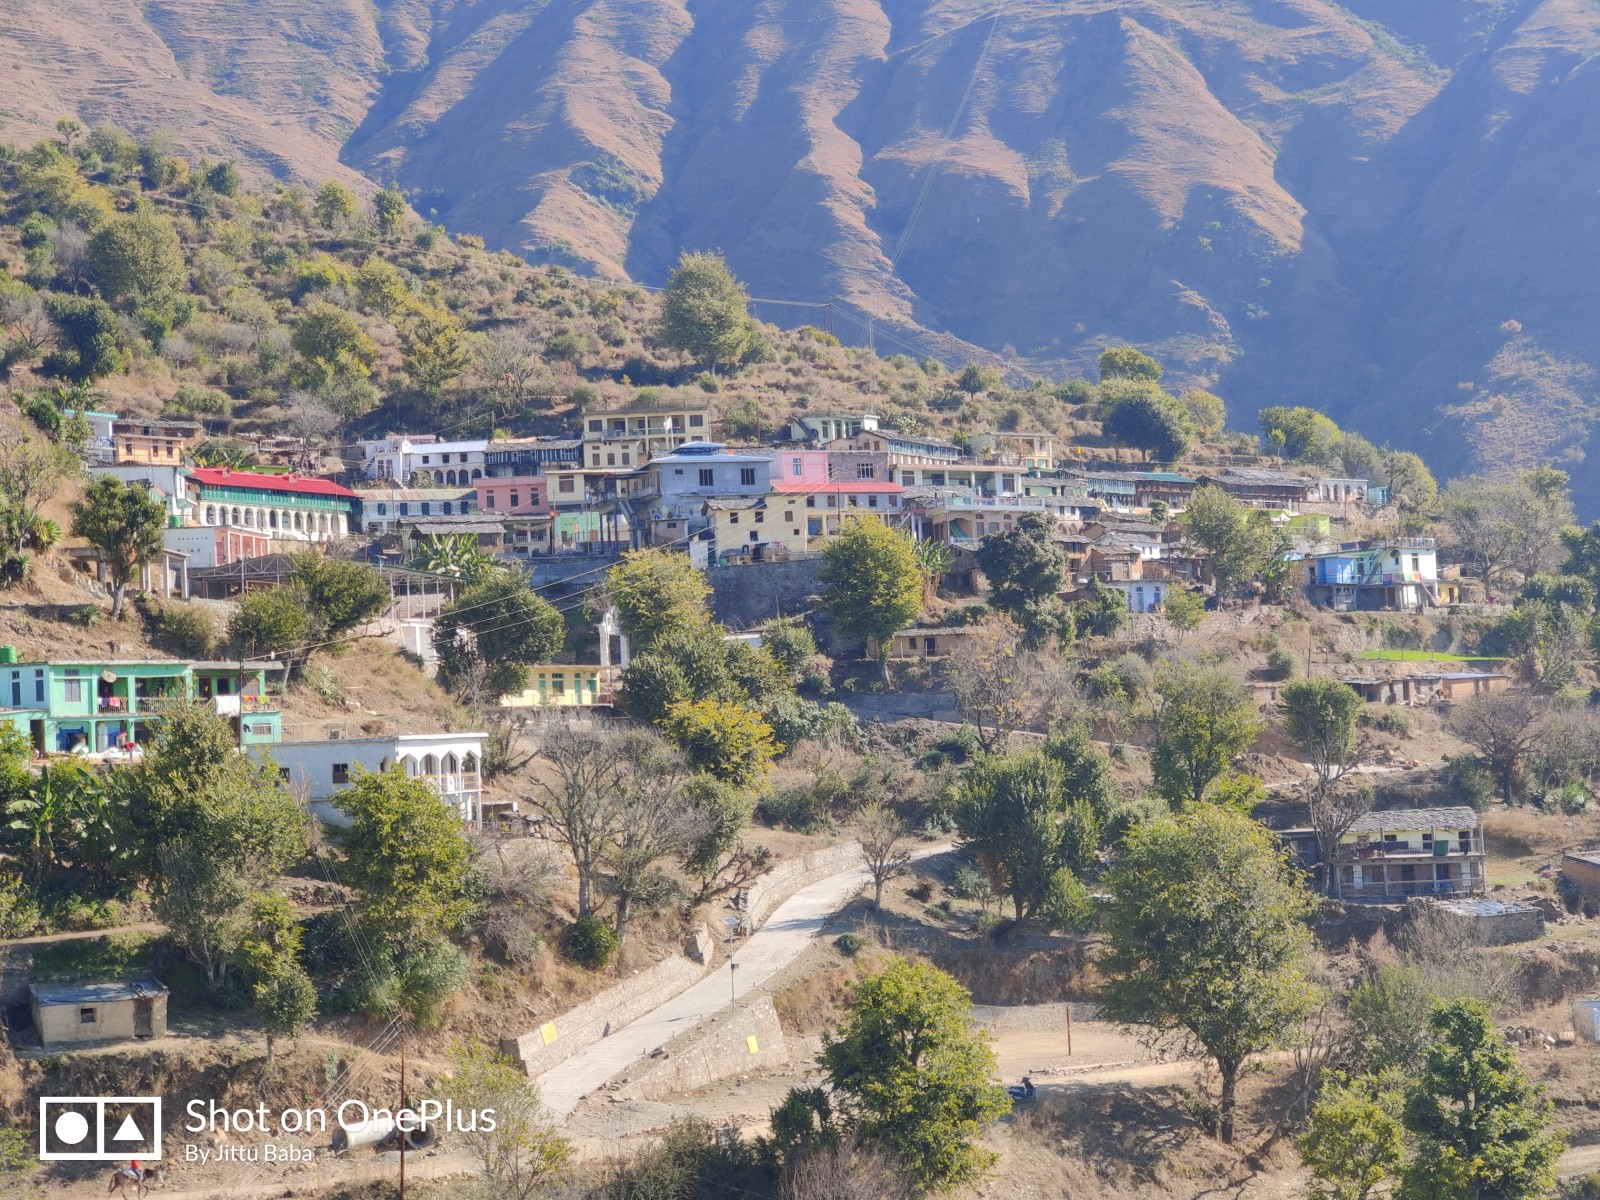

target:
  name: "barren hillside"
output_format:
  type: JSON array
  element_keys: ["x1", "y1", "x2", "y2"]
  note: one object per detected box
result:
[{"x1": 6, "y1": 0, "x2": 1600, "y2": 503}]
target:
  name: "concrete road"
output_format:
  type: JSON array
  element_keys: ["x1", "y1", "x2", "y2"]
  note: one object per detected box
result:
[{"x1": 536, "y1": 847, "x2": 945, "y2": 1120}]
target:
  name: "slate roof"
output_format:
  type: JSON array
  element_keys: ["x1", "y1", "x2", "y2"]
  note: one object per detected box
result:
[
  {"x1": 1348, "y1": 807, "x2": 1479, "y2": 835},
  {"x1": 30, "y1": 978, "x2": 168, "y2": 1005}
]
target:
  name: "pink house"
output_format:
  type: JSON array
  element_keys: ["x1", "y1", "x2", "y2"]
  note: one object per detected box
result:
[
  {"x1": 771, "y1": 449, "x2": 831, "y2": 486},
  {"x1": 477, "y1": 476, "x2": 550, "y2": 516}
]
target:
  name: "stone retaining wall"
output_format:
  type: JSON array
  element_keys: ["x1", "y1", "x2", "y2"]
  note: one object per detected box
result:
[
  {"x1": 616, "y1": 994, "x2": 791, "y2": 1101},
  {"x1": 743, "y1": 841, "x2": 862, "y2": 928},
  {"x1": 500, "y1": 954, "x2": 704, "y2": 1077}
]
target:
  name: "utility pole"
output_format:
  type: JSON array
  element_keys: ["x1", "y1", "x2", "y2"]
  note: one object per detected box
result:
[{"x1": 399, "y1": 1023, "x2": 406, "y2": 1200}]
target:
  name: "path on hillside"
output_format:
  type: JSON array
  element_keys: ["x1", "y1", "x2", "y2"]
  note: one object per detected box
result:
[{"x1": 536, "y1": 846, "x2": 948, "y2": 1120}]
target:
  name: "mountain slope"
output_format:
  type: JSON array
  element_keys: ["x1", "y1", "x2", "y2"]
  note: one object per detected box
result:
[{"x1": 6, "y1": 0, "x2": 1600, "y2": 504}]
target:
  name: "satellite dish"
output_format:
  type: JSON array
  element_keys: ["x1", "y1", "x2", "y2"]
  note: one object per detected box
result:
[{"x1": 100, "y1": 669, "x2": 118, "y2": 684}]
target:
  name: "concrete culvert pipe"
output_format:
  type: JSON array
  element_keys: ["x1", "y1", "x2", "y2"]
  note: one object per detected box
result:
[{"x1": 332, "y1": 1115, "x2": 436, "y2": 1152}]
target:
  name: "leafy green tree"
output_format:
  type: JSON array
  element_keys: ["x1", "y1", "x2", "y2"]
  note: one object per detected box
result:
[
  {"x1": 657, "y1": 250, "x2": 754, "y2": 372},
  {"x1": 1443, "y1": 470, "x2": 1572, "y2": 583},
  {"x1": 1279, "y1": 678, "x2": 1368, "y2": 896},
  {"x1": 445, "y1": 1041, "x2": 572, "y2": 1199},
  {"x1": 1180, "y1": 485, "x2": 1266, "y2": 597},
  {"x1": 910, "y1": 537, "x2": 953, "y2": 605},
  {"x1": 659, "y1": 698, "x2": 778, "y2": 791},
  {"x1": 975, "y1": 513, "x2": 1066, "y2": 635},
  {"x1": 604, "y1": 547, "x2": 713, "y2": 646},
  {"x1": 373, "y1": 185, "x2": 407, "y2": 237},
  {"x1": 334, "y1": 766, "x2": 476, "y2": 945},
  {"x1": 819, "y1": 517, "x2": 922, "y2": 682},
  {"x1": 68, "y1": 476, "x2": 167, "y2": 618},
  {"x1": 1179, "y1": 388, "x2": 1226, "y2": 438},
  {"x1": 292, "y1": 552, "x2": 391, "y2": 643},
  {"x1": 43, "y1": 294, "x2": 120, "y2": 380},
  {"x1": 402, "y1": 304, "x2": 470, "y2": 395},
  {"x1": 1102, "y1": 382, "x2": 1193, "y2": 460},
  {"x1": 1382, "y1": 450, "x2": 1437, "y2": 513},
  {"x1": 1259, "y1": 406, "x2": 1341, "y2": 464},
  {"x1": 434, "y1": 571, "x2": 566, "y2": 700},
  {"x1": 1162, "y1": 585, "x2": 1205, "y2": 643},
  {"x1": 291, "y1": 300, "x2": 375, "y2": 390},
  {"x1": 1399, "y1": 1000, "x2": 1564, "y2": 1200},
  {"x1": 155, "y1": 839, "x2": 250, "y2": 990},
  {"x1": 1348, "y1": 965, "x2": 1437, "y2": 1074},
  {"x1": 956, "y1": 749, "x2": 1099, "y2": 923},
  {"x1": 1298, "y1": 1072, "x2": 1406, "y2": 1200},
  {"x1": 205, "y1": 159, "x2": 241, "y2": 196},
  {"x1": 313, "y1": 180, "x2": 359, "y2": 228},
  {"x1": 761, "y1": 617, "x2": 818, "y2": 679},
  {"x1": 227, "y1": 585, "x2": 311, "y2": 665},
  {"x1": 820, "y1": 958, "x2": 1010, "y2": 1190},
  {"x1": 236, "y1": 891, "x2": 316, "y2": 1060},
  {"x1": 1074, "y1": 575, "x2": 1128, "y2": 638},
  {"x1": 1150, "y1": 662, "x2": 1263, "y2": 809},
  {"x1": 956, "y1": 362, "x2": 999, "y2": 397},
  {"x1": 1099, "y1": 803, "x2": 1316, "y2": 1143},
  {"x1": 1098, "y1": 344, "x2": 1163, "y2": 382},
  {"x1": 408, "y1": 531, "x2": 495, "y2": 583},
  {"x1": 254, "y1": 964, "x2": 317, "y2": 1062},
  {"x1": 87, "y1": 211, "x2": 184, "y2": 304}
]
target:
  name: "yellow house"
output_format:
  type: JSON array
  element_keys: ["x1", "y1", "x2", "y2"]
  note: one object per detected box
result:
[
  {"x1": 992, "y1": 430, "x2": 1055, "y2": 469},
  {"x1": 499, "y1": 665, "x2": 617, "y2": 708},
  {"x1": 706, "y1": 482, "x2": 905, "y2": 560}
]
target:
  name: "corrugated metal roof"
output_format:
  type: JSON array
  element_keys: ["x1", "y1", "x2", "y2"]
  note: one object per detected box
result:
[
  {"x1": 30, "y1": 977, "x2": 167, "y2": 1005},
  {"x1": 189, "y1": 468, "x2": 358, "y2": 499}
]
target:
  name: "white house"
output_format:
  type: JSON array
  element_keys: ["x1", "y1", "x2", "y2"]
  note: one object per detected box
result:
[
  {"x1": 1101, "y1": 577, "x2": 1172, "y2": 614},
  {"x1": 362, "y1": 436, "x2": 488, "y2": 486},
  {"x1": 87, "y1": 462, "x2": 194, "y2": 522},
  {"x1": 261, "y1": 732, "x2": 487, "y2": 826}
]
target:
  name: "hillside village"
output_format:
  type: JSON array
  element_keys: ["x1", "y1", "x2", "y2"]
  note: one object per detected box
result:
[{"x1": 5, "y1": 123, "x2": 1600, "y2": 1200}]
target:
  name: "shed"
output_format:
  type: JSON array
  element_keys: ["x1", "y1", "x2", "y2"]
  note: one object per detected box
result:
[
  {"x1": 30, "y1": 978, "x2": 167, "y2": 1046},
  {"x1": 1562, "y1": 852, "x2": 1600, "y2": 900}
]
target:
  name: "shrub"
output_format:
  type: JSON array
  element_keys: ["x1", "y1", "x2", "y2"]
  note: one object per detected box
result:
[
  {"x1": 760, "y1": 785, "x2": 833, "y2": 834},
  {"x1": 565, "y1": 914, "x2": 618, "y2": 970},
  {"x1": 69, "y1": 604, "x2": 102, "y2": 628},
  {"x1": 950, "y1": 864, "x2": 991, "y2": 903},
  {"x1": 1373, "y1": 709, "x2": 1411, "y2": 736},
  {"x1": 835, "y1": 932, "x2": 867, "y2": 956},
  {"x1": 1263, "y1": 645, "x2": 1296, "y2": 680},
  {"x1": 158, "y1": 603, "x2": 217, "y2": 657}
]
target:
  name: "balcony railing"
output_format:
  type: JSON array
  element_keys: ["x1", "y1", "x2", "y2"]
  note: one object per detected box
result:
[{"x1": 1347, "y1": 839, "x2": 1483, "y2": 859}]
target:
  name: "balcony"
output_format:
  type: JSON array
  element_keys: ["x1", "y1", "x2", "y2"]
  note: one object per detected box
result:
[{"x1": 1348, "y1": 839, "x2": 1483, "y2": 860}]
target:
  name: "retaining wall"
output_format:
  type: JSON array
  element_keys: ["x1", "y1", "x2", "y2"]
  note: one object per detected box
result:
[
  {"x1": 500, "y1": 954, "x2": 704, "y2": 1077},
  {"x1": 838, "y1": 692, "x2": 962, "y2": 723},
  {"x1": 743, "y1": 841, "x2": 862, "y2": 928},
  {"x1": 709, "y1": 558, "x2": 822, "y2": 628},
  {"x1": 0, "y1": 943, "x2": 32, "y2": 1006},
  {"x1": 616, "y1": 994, "x2": 791, "y2": 1101}
]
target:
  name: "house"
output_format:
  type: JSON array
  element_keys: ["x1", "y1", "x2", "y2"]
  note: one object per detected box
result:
[
  {"x1": 474, "y1": 476, "x2": 549, "y2": 518},
  {"x1": 358, "y1": 487, "x2": 478, "y2": 534},
  {"x1": 876, "y1": 627, "x2": 975, "y2": 659},
  {"x1": 30, "y1": 978, "x2": 168, "y2": 1046},
  {"x1": 1197, "y1": 469, "x2": 1313, "y2": 510},
  {"x1": 403, "y1": 517, "x2": 508, "y2": 555},
  {"x1": 1311, "y1": 477, "x2": 1369, "y2": 503},
  {"x1": 0, "y1": 655, "x2": 284, "y2": 755},
  {"x1": 1123, "y1": 471, "x2": 1198, "y2": 508},
  {"x1": 499, "y1": 664, "x2": 619, "y2": 709},
  {"x1": 86, "y1": 462, "x2": 194, "y2": 522},
  {"x1": 784, "y1": 413, "x2": 876, "y2": 444},
  {"x1": 65, "y1": 407, "x2": 118, "y2": 463},
  {"x1": 1562, "y1": 852, "x2": 1600, "y2": 903},
  {"x1": 707, "y1": 479, "x2": 904, "y2": 561},
  {"x1": 1101, "y1": 577, "x2": 1178, "y2": 614},
  {"x1": 833, "y1": 429, "x2": 963, "y2": 469},
  {"x1": 1338, "y1": 671, "x2": 1511, "y2": 705},
  {"x1": 1309, "y1": 538, "x2": 1440, "y2": 610},
  {"x1": 162, "y1": 525, "x2": 271, "y2": 571},
  {"x1": 109, "y1": 417, "x2": 201, "y2": 466},
  {"x1": 582, "y1": 402, "x2": 713, "y2": 467},
  {"x1": 263, "y1": 732, "x2": 487, "y2": 826},
  {"x1": 1079, "y1": 474, "x2": 1138, "y2": 512},
  {"x1": 990, "y1": 430, "x2": 1055, "y2": 469},
  {"x1": 1336, "y1": 806, "x2": 1485, "y2": 901},
  {"x1": 187, "y1": 468, "x2": 361, "y2": 542},
  {"x1": 361, "y1": 435, "x2": 487, "y2": 485},
  {"x1": 628, "y1": 443, "x2": 773, "y2": 502},
  {"x1": 916, "y1": 496, "x2": 1079, "y2": 546}
]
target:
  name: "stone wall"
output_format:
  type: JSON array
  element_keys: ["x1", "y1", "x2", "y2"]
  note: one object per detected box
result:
[
  {"x1": 709, "y1": 558, "x2": 823, "y2": 628},
  {"x1": 743, "y1": 841, "x2": 862, "y2": 928},
  {"x1": 527, "y1": 554, "x2": 624, "y2": 597},
  {"x1": 499, "y1": 954, "x2": 705, "y2": 1077},
  {"x1": 0, "y1": 942, "x2": 32, "y2": 1005},
  {"x1": 616, "y1": 994, "x2": 791, "y2": 1101},
  {"x1": 838, "y1": 692, "x2": 962, "y2": 723}
]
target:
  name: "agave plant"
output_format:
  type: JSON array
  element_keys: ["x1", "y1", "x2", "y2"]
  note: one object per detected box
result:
[{"x1": 408, "y1": 532, "x2": 496, "y2": 584}]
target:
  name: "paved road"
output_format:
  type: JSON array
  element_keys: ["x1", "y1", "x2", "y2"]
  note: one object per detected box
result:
[{"x1": 536, "y1": 847, "x2": 946, "y2": 1120}]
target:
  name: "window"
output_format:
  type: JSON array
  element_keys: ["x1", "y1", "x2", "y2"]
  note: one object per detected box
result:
[
  {"x1": 699, "y1": 469, "x2": 714, "y2": 487},
  {"x1": 808, "y1": 518, "x2": 822, "y2": 536},
  {"x1": 483, "y1": 492, "x2": 495, "y2": 510},
  {"x1": 420, "y1": 503, "x2": 431, "y2": 515},
  {"x1": 332, "y1": 764, "x2": 350, "y2": 784},
  {"x1": 857, "y1": 462, "x2": 875, "y2": 480},
  {"x1": 607, "y1": 453, "x2": 616, "y2": 466},
  {"x1": 63, "y1": 669, "x2": 83, "y2": 703},
  {"x1": 621, "y1": 452, "x2": 631, "y2": 465},
  {"x1": 422, "y1": 455, "x2": 431, "y2": 464},
  {"x1": 7, "y1": 673, "x2": 16, "y2": 707},
  {"x1": 442, "y1": 502, "x2": 453, "y2": 515},
  {"x1": 755, "y1": 510, "x2": 765, "y2": 523},
  {"x1": 559, "y1": 478, "x2": 575, "y2": 494},
  {"x1": 80, "y1": 1007, "x2": 97, "y2": 1025},
  {"x1": 729, "y1": 513, "x2": 740, "y2": 524},
  {"x1": 399, "y1": 503, "x2": 409, "y2": 516},
  {"x1": 805, "y1": 496, "x2": 815, "y2": 508},
  {"x1": 868, "y1": 495, "x2": 879, "y2": 508},
  {"x1": 589, "y1": 419, "x2": 603, "y2": 432},
  {"x1": 689, "y1": 415, "x2": 704, "y2": 428},
  {"x1": 740, "y1": 468, "x2": 756, "y2": 487},
  {"x1": 34, "y1": 669, "x2": 44, "y2": 704},
  {"x1": 376, "y1": 503, "x2": 388, "y2": 516},
  {"x1": 827, "y1": 496, "x2": 836, "y2": 508},
  {"x1": 791, "y1": 457, "x2": 803, "y2": 477},
  {"x1": 511, "y1": 492, "x2": 521, "y2": 509}
]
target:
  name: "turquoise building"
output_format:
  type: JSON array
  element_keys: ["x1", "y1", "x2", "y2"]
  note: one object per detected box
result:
[{"x1": 0, "y1": 652, "x2": 284, "y2": 754}]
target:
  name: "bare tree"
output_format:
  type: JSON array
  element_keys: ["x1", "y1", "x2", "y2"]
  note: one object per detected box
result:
[
  {"x1": 1448, "y1": 691, "x2": 1547, "y2": 805},
  {"x1": 525, "y1": 722, "x2": 632, "y2": 917},
  {"x1": 0, "y1": 289, "x2": 55, "y2": 360},
  {"x1": 944, "y1": 615, "x2": 1035, "y2": 752},
  {"x1": 856, "y1": 802, "x2": 912, "y2": 911},
  {"x1": 0, "y1": 430, "x2": 77, "y2": 555},
  {"x1": 475, "y1": 325, "x2": 546, "y2": 408},
  {"x1": 282, "y1": 391, "x2": 341, "y2": 472},
  {"x1": 50, "y1": 221, "x2": 91, "y2": 292},
  {"x1": 600, "y1": 730, "x2": 699, "y2": 947},
  {"x1": 779, "y1": 1136, "x2": 909, "y2": 1200}
]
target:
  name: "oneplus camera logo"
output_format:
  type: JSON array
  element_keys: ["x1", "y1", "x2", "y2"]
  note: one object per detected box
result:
[{"x1": 39, "y1": 1096, "x2": 162, "y2": 1161}]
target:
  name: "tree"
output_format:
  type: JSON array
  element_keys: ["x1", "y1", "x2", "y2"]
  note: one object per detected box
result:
[
  {"x1": 1259, "y1": 406, "x2": 1341, "y2": 464},
  {"x1": 291, "y1": 300, "x2": 375, "y2": 389},
  {"x1": 1444, "y1": 471, "x2": 1572, "y2": 583},
  {"x1": 373, "y1": 185, "x2": 408, "y2": 237},
  {"x1": 1348, "y1": 964, "x2": 1437, "y2": 1074},
  {"x1": 155, "y1": 839, "x2": 250, "y2": 990},
  {"x1": 956, "y1": 749, "x2": 1099, "y2": 923},
  {"x1": 658, "y1": 250, "x2": 754, "y2": 372},
  {"x1": 528, "y1": 723, "x2": 630, "y2": 919},
  {"x1": 1279, "y1": 678, "x2": 1369, "y2": 896},
  {"x1": 956, "y1": 362, "x2": 999, "y2": 397},
  {"x1": 1399, "y1": 1000, "x2": 1564, "y2": 1200},
  {"x1": 434, "y1": 571, "x2": 565, "y2": 700},
  {"x1": 1074, "y1": 575, "x2": 1127, "y2": 637},
  {"x1": 659, "y1": 698, "x2": 778, "y2": 791},
  {"x1": 292, "y1": 552, "x2": 390, "y2": 642},
  {"x1": 596, "y1": 731, "x2": 697, "y2": 947},
  {"x1": 43, "y1": 294, "x2": 119, "y2": 380},
  {"x1": 604, "y1": 548, "x2": 712, "y2": 646},
  {"x1": 1448, "y1": 691, "x2": 1546, "y2": 805},
  {"x1": 1179, "y1": 388, "x2": 1226, "y2": 438},
  {"x1": 856, "y1": 803, "x2": 911, "y2": 911},
  {"x1": 1162, "y1": 586, "x2": 1205, "y2": 644},
  {"x1": 254, "y1": 965, "x2": 317, "y2": 1062},
  {"x1": 313, "y1": 180, "x2": 359, "y2": 228},
  {"x1": 227, "y1": 586, "x2": 311, "y2": 664},
  {"x1": 1382, "y1": 450, "x2": 1437, "y2": 513},
  {"x1": 1499, "y1": 588, "x2": 1590, "y2": 692},
  {"x1": 402, "y1": 304, "x2": 470, "y2": 395},
  {"x1": 68, "y1": 476, "x2": 167, "y2": 618},
  {"x1": 762, "y1": 617, "x2": 819, "y2": 679},
  {"x1": 0, "y1": 430, "x2": 76, "y2": 560},
  {"x1": 1102, "y1": 383, "x2": 1192, "y2": 460},
  {"x1": 819, "y1": 518, "x2": 922, "y2": 683},
  {"x1": 87, "y1": 211, "x2": 184, "y2": 305},
  {"x1": 333, "y1": 767, "x2": 476, "y2": 945},
  {"x1": 408, "y1": 531, "x2": 495, "y2": 584},
  {"x1": 943, "y1": 615, "x2": 1034, "y2": 752},
  {"x1": 1099, "y1": 803, "x2": 1316, "y2": 1143},
  {"x1": 444, "y1": 1041, "x2": 572, "y2": 1200},
  {"x1": 820, "y1": 959, "x2": 1010, "y2": 1190},
  {"x1": 1298, "y1": 1072, "x2": 1406, "y2": 1200},
  {"x1": 1180, "y1": 485, "x2": 1271, "y2": 598},
  {"x1": 1098, "y1": 344, "x2": 1163, "y2": 382},
  {"x1": 974, "y1": 513, "x2": 1066, "y2": 634},
  {"x1": 1150, "y1": 662, "x2": 1263, "y2": 809}
]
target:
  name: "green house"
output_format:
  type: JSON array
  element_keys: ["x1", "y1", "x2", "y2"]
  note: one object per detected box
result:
[{"x1": 0, "y1": 655, "x2": 284, "y2": 755}]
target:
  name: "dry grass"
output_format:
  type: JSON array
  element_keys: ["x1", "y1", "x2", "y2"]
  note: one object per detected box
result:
[{"x1": 1483, "y1": 807, "x2": 1600, "y2": 862}]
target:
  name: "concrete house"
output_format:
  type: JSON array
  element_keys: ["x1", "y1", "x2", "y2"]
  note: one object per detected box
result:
[
  {"x1": 109, "y1": 417, "x2": 201, "y2": 467},
  {"x1": 1339, "y1": 671, "x2": 1511, "y2": 706},
  {"x1": 583, "y1": 402, "x2": 713, "y2": 467},
  {"x1": 187, "y1": 468, "x2": 361, "y2": 543},
  {"x1": 361, "y1": 435, "x2": 487, "y2": 485},
  {"x1": 1309, "y1": 538, "x2": 1440, "y2": 610},
  {"x1": 263, "y1": 731, "x2": 487, "y2": 826},
  {"x1": 358, "y1": 487, "x2": 478, "y2": 534},
  {"x1": 30, "y1": 978, "x2": 168, "y2": 1046},
  {"x1": 1337, "y1": 806, "x2": 1486, "y2": 901}
]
